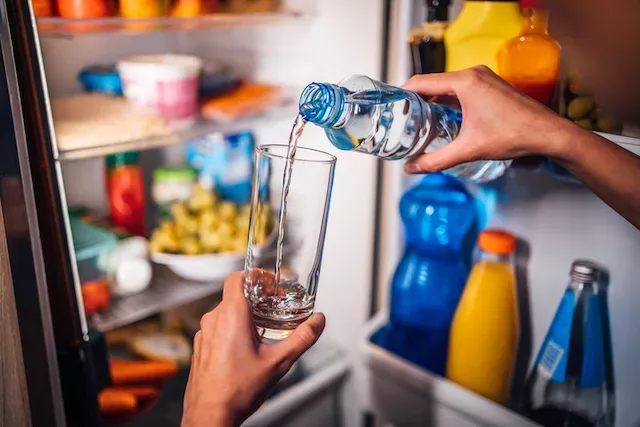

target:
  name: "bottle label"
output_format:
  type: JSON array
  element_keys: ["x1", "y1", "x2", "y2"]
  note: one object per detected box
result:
[
  {"x1": 535, "y1": 291, "x2": 575, "y2": 383},
  {"x1": 581, "y1": 294, "x2": 606, "y2": 388}
]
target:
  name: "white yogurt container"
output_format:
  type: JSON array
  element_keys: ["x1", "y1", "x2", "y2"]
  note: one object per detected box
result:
[{"x1": 118, "y1": 54, "x2": 203, "y2": 129}]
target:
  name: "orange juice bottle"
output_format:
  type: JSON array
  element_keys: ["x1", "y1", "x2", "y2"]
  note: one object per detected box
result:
[
  {"x1": 446, "y1": 229, "x2": 519, "y2": 405},
  {"x1": 497, "y1": 0, "x2": 561, "y2": 107}
]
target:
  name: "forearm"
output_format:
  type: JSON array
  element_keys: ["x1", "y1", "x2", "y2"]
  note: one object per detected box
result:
[{"x1": 549, "y1": 122, "x2": 640, "y2": 229}]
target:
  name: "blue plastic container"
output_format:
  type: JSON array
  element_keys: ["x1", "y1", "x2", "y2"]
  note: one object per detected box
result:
[
  {"x1": 78, "y1": 65, "x2": 123, "y2": 96},
  {"x1": 385, "y1": 174, "x2": 478, "y2": 375}
]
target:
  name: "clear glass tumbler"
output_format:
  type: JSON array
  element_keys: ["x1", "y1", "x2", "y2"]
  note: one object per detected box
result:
[{"x1": 244, "y1": 144, "x2": 336, "y2": 340}]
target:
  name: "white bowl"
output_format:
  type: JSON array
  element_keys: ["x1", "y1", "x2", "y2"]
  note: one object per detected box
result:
[
  {"x1": 151, "y1": 250, "x2": 247, "y2": 282},
  {"x1": 151, "y1": 229, "x2": 278, "y2": 282}
]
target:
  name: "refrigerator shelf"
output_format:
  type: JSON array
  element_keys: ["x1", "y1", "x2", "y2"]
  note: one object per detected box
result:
[
  {"x1": 91, "y1": 266, "x2": 225, "y2": 332},
  {"x1": 598, "y1": 131, "x2": 640, "y2": 155},
  {"x1": 116, "y1": 340, "x2": 347, "y2": 427},
  {"x1": 360, "y1": 312, "x2": 541, "y2": 427},
  {"x1": 56, "y1": 100, "x2": 297, "y2": 161},
  {"x1": 91, "y1": 241, "x2": 298, "y2": 332},
  {"x1": 36, "y1": 10, "x2": 308, "y2": 37}
]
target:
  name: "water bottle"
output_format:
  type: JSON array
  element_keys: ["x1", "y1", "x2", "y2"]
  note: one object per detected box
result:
[
  {"x1": 385, "y1": 173, "x2": 478, "y2": 375},
  {"x1": 526, "y1": 260, "x2": 615, "y2": 427},
  {"x1": 298, "y1": 75, "x2": 510, "y2": 183}
]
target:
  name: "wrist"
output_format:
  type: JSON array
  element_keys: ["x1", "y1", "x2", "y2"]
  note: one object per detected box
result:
[
  {"x1": 183, "y1": 406, "x2": 238, "y2": 427},
  {"x1": 539, "y1": 116, "x2": 585, "y2": 161}
]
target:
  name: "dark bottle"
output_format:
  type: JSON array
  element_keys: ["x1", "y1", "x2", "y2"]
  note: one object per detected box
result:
[
  {"x1": 409, "y1": 0, "x2": 449, "y2": 75},
  {"x1": 526, "y1": 260, "x2": 615, "y2": 427}
]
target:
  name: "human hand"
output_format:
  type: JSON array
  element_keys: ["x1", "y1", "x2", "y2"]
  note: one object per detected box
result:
[
  {"x1": 402, "y1": 66, "x2": 578, "y2": 174},
  {"x1": 181, "y1": 272, "x2": 325, "y2": 427}
]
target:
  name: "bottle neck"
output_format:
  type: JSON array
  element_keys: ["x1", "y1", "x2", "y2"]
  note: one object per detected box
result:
[
  {"x1": 477, "y1": 251, "x2": 512, "y2": 264},
  {"x1": 521, "y1": 8, "x2": 550, "y2": 35},
  {"x1": 426, "y1": 0, "x2": 449, "y2": 22}
]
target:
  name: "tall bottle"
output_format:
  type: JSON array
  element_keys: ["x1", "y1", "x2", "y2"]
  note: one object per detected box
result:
[
  {"x1": 387, "y1": 174, "x2": 478, "y2": 375},
  {"x1": 526, "y1": 260, "x2": 615, "y2": 427},
  {"x1": 409, "y1": 0, "x2": 449, "y2": 75},
  {"x1": 444, "y1": 0, "x2": 521, "y2": 72},
  {"x1": 447, "y1": 229, "x2": 519, "y2": 405},
  {"x1": 298, "y1": 75, "x2": 510, "y2": 183},
  {"x1": 497, "y1": 0, "x2": 561, "y2": 107}
]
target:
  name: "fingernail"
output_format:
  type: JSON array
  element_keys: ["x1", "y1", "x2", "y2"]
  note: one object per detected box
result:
[
  {"x1": 310, "y1": 313, "x2": 325, "y2": 327},
  {"x1": 404, "y1": 163, "x2": 422, "y2": 174}
]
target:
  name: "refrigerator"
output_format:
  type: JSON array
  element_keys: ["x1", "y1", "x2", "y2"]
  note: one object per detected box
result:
[{"x1": 1, "y1": 0, "x2": 639, "y2": 426}]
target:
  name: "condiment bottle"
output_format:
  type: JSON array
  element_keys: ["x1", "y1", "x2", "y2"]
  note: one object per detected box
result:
[
  {"x1": 409, "y1": 0, "x2": 449, "y2": 75},
  {"x1": 447, "y1": 229, "x2": 519, "y2": 405},
  {"x1": 106, "y1": 152, "x2": 146, "y2": 236},
  {"x1": 444, "y1": 0, "x2": 521, "y2": 73},
  {"x1": 497, "y1": 0, "x2": 561, "y2": 107}
]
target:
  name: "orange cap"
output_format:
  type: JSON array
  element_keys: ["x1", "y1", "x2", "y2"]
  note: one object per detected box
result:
[{"x1": 478, "y1": 229, "x2": 517, "y2": 255}]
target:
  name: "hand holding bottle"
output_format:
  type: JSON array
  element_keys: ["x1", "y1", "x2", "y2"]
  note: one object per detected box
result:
[{"x1": 401, "y1": 66, "x2": 573, "y2": 175}]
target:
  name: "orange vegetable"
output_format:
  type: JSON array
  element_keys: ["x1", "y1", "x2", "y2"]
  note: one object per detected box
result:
[
  {"x1": 98, "y1": 389, "x2": 137, "y2": 416},
  {"x1": 81, "y1": 281, "x2": 110, "y2": 316},
  {"x1": 109, "y1": 386, "x2": 159, "y2": 401},
  {"x1": 109, "y1": 359, "x2": 179, "y2": 385},
  {"x1": 201, "y1": 83, "x2": 282, "y2": 121}
]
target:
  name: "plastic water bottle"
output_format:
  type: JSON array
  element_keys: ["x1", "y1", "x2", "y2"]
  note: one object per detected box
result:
[
  {"x1": 526, "y1": 260, "x2": 615, "y2": 427},
  {"x1": 385, "y1": 174, "x2": 478, "y2": 375},
  {"x1": 298, "y1": 75, "x2": 510, "y2": 183}
]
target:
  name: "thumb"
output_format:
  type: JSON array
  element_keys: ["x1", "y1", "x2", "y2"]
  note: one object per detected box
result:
[
  {"x1": 404, "y1": 136, "x2": 476, "y2": 174},
  {"x1": 267, "y1": 313, "x2": 325, "y2": 369}
]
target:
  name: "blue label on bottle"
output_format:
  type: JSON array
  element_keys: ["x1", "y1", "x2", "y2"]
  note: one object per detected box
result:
[
  {"x1": 535, "y1": 291, "x2": 576, "y2": 383},
  {"x1": 581, "y1": 294, "x2": 606, "y2": 388}
]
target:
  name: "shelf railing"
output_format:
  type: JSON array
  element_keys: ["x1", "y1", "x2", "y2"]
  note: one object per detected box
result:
[{"x1": 36, "y1": 10, "x2": 308, "y2": 36}]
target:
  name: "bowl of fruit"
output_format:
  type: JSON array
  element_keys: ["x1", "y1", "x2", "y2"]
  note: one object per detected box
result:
[{"x1": 149, "y1": 184, "x2": 276, "y2": 282}]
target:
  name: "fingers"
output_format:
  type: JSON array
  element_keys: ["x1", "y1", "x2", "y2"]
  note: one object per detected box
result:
[
  {"x1": 222, "y1": 271, "x2": 246, "y2": 302},
  {"x1": 402, "y1": 66, "x2": 496, "y2": 97},
  {"x1": 265, "y1": 312, "x2": 326, "y2": 371},
  {"x1": 404, "y1": 137, "x2": 475, "y2": 174}
]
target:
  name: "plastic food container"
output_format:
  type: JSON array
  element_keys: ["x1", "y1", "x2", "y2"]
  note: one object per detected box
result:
[
  {"x1": 118, "y1": 54, "x2": 203, "y2": 129},
  {"x1": 78, "y1": 65, "x2": 123, "y2": 96}
]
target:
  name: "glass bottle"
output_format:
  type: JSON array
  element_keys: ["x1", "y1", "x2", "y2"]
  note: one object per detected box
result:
[
  {"x1": 526, "y1": 260, "x2": 615, "y2": 427},
  {"x1": 497, "y1": 0, "x2": 561, "y2": 108},
  {"x1": 298, "y1": 75, "x2": 510, "y2": 183},
  {"x1": 409, "y1": 0, "x2": 449, "y2": 75},
  {"x1": 447, "y1": 229, "x2": 519, "y2": 405}
]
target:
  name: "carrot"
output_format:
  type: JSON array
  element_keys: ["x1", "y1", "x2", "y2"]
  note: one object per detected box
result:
[
  {"x1": 98, "y1": 389, "x2": 137, "y2": 416},
  {"x1": 110, "y1": 386, "x2": 159, "y2": 401},
  {"x1": 109, "y1": 359, "x2": 179, "y2": 385}
]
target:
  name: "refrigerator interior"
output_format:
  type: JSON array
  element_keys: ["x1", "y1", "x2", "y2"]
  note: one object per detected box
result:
[
  {"x1": 370, "y1": 1, "x2": 640, "y2": 427},
  {"x1": 36, "y1": 0, "x2": 384, "y2": 425}
]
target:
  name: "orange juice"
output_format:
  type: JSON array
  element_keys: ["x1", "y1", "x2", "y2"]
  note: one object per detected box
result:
[
  {"x1": 446, "y1": 230, "x2": 519, "y2": 405},
  {"x1": 497, "y1": 0, "x2": 561, "y2": 107}
]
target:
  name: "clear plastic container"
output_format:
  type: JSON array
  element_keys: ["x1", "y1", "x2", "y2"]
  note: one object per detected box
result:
[{"x1": 299, "y1": 75, "x2": 510, "y2": 183}]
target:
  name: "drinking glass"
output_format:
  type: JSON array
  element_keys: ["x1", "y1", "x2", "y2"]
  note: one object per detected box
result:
[{"x1": 244, "y1": 144, "x2": 336, "y2": 340}]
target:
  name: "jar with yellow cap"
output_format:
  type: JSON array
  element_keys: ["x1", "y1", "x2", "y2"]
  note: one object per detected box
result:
[{"x1": 446, "y1": 229, "x2": 520, "y2": 406}]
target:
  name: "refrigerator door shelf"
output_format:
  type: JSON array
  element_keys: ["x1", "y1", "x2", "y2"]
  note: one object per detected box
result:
[{"x1": 360, "y1": 312, "x2": 540, "y2": 427}]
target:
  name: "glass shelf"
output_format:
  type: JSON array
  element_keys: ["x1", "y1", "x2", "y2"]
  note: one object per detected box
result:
[
  {"x1": 56, "y1": 100, "x2": 297, "y2": 161},
  {"x1": 37, "y1": 10, "x2": 307, "y2": 37}
]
